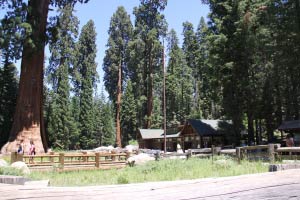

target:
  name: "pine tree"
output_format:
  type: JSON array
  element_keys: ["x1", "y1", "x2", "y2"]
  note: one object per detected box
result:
[
  {"x1": 94, "y1": 92, "x2": 115, "y2": 146},
  {"x1": 121, "y1": 80, "x2": 137, "y2": 145},
  {"x1": 166, "y1": 29, "x2": 193, "y2": 124},
  {"x1": 0, "y1": 63, "x2": 18, "y2": 148},
  {"x1": 103, "y1": 6, "x2": 133, "y2": 147},
  {"x1": 75, "y1": 20, "x2": 97, "y2": 149},
  {"x1": 129, "y1": 0, "x2": 168, "y2": 128},
  {"x1": 46, "y1": 4, "x2": 79, "y2": 150},
  {"x1": 182, "y1": 21, "x2": 199, "y2": 117},
  {"x1": 195, "y1": 17, "x2": 219, "y2": 119}
]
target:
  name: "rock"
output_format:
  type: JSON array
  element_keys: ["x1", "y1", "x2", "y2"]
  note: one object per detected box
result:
[
  {"x1": 0, "y1": 159, "x2": 8, "y2": 167},
  {"x1": 94, "y1": 146, "x2": 114, "y2": 153},
  {"x1": 11, "y1": 161, "x2": 30, "y2": 174},
  {"x1": 127, "y1": 153, "x2": 155, "y2": 166},
  {"x1": 125, "y1": 145, "x2": 139, "y2": 153},
  {"x1": 177, "y1": 143, "x2": 183, "y2": 154}
]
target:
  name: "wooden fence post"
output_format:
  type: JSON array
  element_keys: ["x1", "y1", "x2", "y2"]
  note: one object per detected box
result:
[
  {"x1": 186, "y1": 149, "x2": 192, "y2": 159},
  {"x1": 50, "y1": 152, "x2": 54, "y2": 163},
  {"x1": 95, "y1": 153, "x2": 100, "y2": 168},
  {"x1": 268, "y1": 144, "x2": 275, "y2": 163},
  {"x1": 59, "y1": 153, "x2": 64, "y2": 170},
  {"x1": 112, "y1": 153, "x2": 116, "y2": 161},
  {"x1": 10, "y1": 152, "x2": 17, "y2": 163},
  {"x1": 236, "y1": 147, "x2": 241, "y2": 164},
  {"x1": 82, "y1": 151, "x2": 87, "y2": 162}
]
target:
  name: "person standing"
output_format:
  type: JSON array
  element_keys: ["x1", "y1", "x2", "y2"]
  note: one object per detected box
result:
[
  {"x1": 286, "y1": 133, "x2": 295, "y2": 147},
  {"x1": 29, "y1": 140, "x2": 36, "y2": 163},
  {"x1": 17, "y1": 140, "x2": 24, "y2": 154}
]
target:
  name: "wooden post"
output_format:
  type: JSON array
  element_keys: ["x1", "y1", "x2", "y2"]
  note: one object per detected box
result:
[
  {"x1": 111, "y1": 153, "x2": 116, "y2": 161},
  {"x1": 17, "y1": 153, "x2": 23, "y2": 162},
  {"x1": 82, "y1": 151, "x2": 87, "y2": 162},
  {"x1": 50, "y1": 152, "x2": 54, "y2": 163},
  {"x1": 187, "y1": 149, "x2": 192, "y2": 159},
  {"x1": 11, "y1": 152, "x2": 17, "y2": 163},
  {"x1": 268, "y1": 144, "x2": 275, "y2": 163},
  {"x1": 236, "y1": 147, "x2": 241, "y2": 164},
  {"x1": 59, "y1": 153, "x2": 64, "y2": 170},
  {"x1": 211, "y1": 145, "x2": 215, "y2": 164},
  {"x1": 95, "y1": 153, "x2": 100, "y2": 168}
]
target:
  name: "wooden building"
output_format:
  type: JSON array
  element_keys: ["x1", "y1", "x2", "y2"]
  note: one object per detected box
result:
[
  {"x1": 137, "y1": 128, "x2": 181, "y2": 151},
  {"x1": 138, "y1": 119, "x2": 232, "y2": 151},
  {"x1": 278, "y1": 120, "x2": 300, "y2": 146}
]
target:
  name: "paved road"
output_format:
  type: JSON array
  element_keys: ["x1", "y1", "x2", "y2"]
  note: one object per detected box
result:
[{"x1": 1, "y1": 169, "x2": 300, "y2": 200}]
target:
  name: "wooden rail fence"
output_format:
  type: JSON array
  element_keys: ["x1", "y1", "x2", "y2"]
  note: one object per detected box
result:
[
  {"x1": 187, "y1": 144, "x2": 300, "y2": 163},
  {"x1": 11, "y1": 152, "x2": 130, "y2": 171},
  {"x1": 10, "y1": 145, "x2": 300, "y2": 171}
]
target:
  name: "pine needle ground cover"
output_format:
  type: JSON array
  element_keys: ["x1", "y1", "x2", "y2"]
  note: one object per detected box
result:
[{"x1": 27, "y1": 156, "x2": 268, "y2": 186}]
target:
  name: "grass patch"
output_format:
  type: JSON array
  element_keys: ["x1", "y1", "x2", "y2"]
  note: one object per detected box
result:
[
  {"x1": 0, "y1": 167, "x2": 24, "y2": 176},
  {"x1": 26, "y1": 156, "x2": 268, "y2": 186}
]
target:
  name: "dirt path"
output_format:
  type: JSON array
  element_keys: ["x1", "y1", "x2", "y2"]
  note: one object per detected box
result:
[{"x1": 1, "y1": 169, "x2": 300, "y2": 200}]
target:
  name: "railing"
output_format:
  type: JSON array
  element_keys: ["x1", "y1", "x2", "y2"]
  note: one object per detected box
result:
[
  {"x1": 186, "y1": 144, "x2": 300, "y2": 163},
  {"x1": 11, "y1": 152, "x2": 130, "y2": 171}
]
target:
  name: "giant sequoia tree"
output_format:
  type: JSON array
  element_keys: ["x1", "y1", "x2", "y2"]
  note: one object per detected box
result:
[
  {"x1": 0, "y1": 0, "x2": 89, "y2": 153},
  {"x1": 129, "y1": 0, "x2": 167, "y2": 128},
  {"x1": 103, "y1": 6, "x2": 133, "y2": 147}
]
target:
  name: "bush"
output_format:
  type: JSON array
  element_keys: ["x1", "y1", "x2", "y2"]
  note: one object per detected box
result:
[
  {"x1": 0, "y1": 167, "x2": 24, "y2": 176},
  {"x1": 117, "y1": 175, "x2": 129, "y2": 184}
]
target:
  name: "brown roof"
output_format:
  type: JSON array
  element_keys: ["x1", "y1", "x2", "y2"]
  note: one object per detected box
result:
[{"x1": 278, "y1": 120, "x2": 300, "y2": 131}]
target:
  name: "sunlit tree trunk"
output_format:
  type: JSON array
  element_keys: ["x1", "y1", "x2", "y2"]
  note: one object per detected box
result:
[
  {"x1": 116, "y1": 63, "x2": 122, "y2": 147},
  {"x1": 1, "y1": 0, "x2": 49, "y2": 154}
]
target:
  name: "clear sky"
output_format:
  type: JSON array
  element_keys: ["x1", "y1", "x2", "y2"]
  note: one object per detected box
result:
[
  {"x1": 1, "y1": 1, "x2": 210, "y2": 93},
  {"x1": 73, "y1": 0, "x2": 209, "y2": 92}
]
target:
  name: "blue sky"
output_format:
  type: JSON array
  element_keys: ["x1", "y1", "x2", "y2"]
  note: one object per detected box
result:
[
  {"x1": 73, "y1": 0, "x2": 209, "y2": 92},
  {"x1": 1, "y1": 1, "x2": 209, "y2": 93}
]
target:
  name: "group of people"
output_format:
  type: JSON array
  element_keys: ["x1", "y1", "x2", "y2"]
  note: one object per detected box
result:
[{"x1": 17, "y1": 140, "x2": 36, "y2": 155}]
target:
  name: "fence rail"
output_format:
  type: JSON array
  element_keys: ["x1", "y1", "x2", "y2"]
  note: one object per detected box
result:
[
  {"x1": 10, "y1": 145, "x2": 300, "y2": 171},
  {"x1": 11, "y1": 152, "x2": 130, "y2": 171}
]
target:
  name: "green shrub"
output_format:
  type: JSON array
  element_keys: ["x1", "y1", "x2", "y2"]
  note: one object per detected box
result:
[
  {"x1": 117, "y1": 175, "x2": 129, "y2": 184},
  {"x1": 0, "y1": 167, "x2": 24, "y2": 176}
]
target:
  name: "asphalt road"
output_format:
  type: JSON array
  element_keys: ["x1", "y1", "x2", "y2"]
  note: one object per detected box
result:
[{"x1": 1, "y1": 169, "x2": 300, "y2": 200}]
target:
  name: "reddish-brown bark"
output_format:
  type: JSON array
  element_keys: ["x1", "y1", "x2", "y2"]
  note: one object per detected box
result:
[
  {"x1": 116, "y1": 63, "x2": 122, "y2": 147},
  {"x1": 1, "y1": 0, "x2": 49, "y2": 154},
  {"x1": 145, "y1": 45, "x2": 153, "y2": 129}
]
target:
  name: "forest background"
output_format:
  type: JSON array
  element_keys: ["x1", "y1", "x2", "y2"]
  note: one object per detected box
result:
[{"x1": 0, "y1": 0, "x2": 299, "y2": 151}]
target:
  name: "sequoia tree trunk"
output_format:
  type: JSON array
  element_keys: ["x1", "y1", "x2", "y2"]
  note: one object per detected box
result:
[
  {"x1": 1, "y1": 0, "x2": 49, "y2": 154},
  {"x1": 116, "y1": 63, "x2": 122, "y2": 148},
  {"x1": 145, "y1": 45, "x2": 153, "y2": 129}
]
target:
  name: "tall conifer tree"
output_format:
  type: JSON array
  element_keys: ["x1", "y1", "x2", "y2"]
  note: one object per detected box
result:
[
  {"x1": 129, "y1": 0, "x2": 168, "y2": 128},
  {"x1": 47, "y1": 4, "x2": 79, "y2": 149},
  {"x1": 75, "y1": 20, "x2": 97, "y2": 149},
  {"x1": 103, "y1": 6, "x2": 133, "y2": 147}
]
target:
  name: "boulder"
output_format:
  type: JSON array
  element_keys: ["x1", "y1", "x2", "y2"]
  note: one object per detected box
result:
[
  {"x1": 125, "y1": 145, "x2": 139, "y2": 153},
  {"x1": 0, "y1": 159, "x2": 8, "y2": 167},
  {"x1": 94, "y1": 145, "x2": 114, "y2": 153},
  {"x1": 11, "y1": 161, "x2": 30, "y2": 174},
  {"x1": 127, "y1": 153, "x2": 155, "y2": 166}
]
